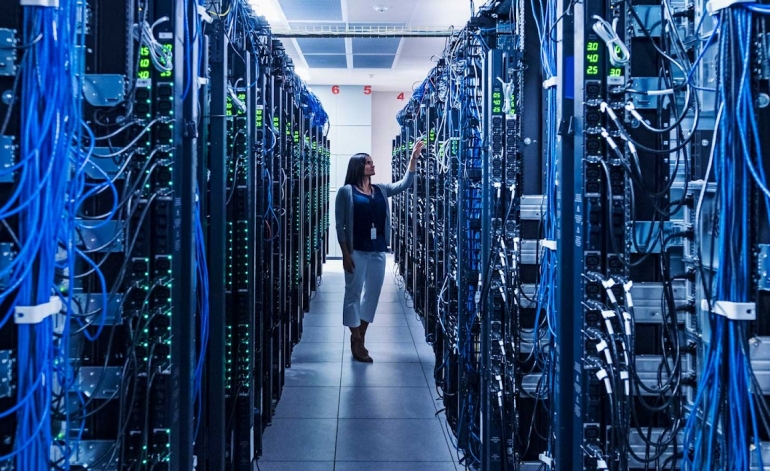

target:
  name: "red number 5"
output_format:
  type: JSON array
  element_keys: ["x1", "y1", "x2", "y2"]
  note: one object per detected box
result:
[
  {"x1": 332, "y1": 85, "x2": 340, "y2": 94},
  {"x1": 363, "y1": 85, "x2": 372, "y2": 95}
]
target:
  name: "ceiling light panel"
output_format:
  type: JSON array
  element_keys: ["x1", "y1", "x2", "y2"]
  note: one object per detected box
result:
[
  {"x1": 304, "y1": 54, "x2": 349, "y2": 68},
  {"x1": 353, "y1": 55, "x2": 396, "y2": 69},
  {"x1": 296, "y1": 37, "x2": 346, "y2": 54},
  {"x1": 351, "y1": 37, "x2": 401, "y2": 55},
  {"x1": 276, "y1": 0, "x2": 343, "y2": 21}
]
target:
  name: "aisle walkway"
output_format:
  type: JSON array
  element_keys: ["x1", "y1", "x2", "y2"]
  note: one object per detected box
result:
[{"x1": 257, "y1": 256, "x2": 460, "y2": 471}]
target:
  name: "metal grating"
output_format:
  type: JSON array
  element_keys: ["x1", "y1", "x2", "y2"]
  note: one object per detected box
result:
[
  {"x1": 348, "y1": 22, "x2": 407, "y2": 29},
  {"x1": 351, "y1": 37, "x2": 402, "y2": 55},
  {"x1": 304, "y1": 54, "x2": 348, "y2": 68},
  {"x1": 352, "y1": 55, "x2": 395, "y2": 69},
  {"x1": 276, "y1": 0, "x2": 342, "y2": 21},
  {"x1": 288, "y1": 21, "x2": 344, "y2": 29},
  {"x1": 296, "y1": 38, "x2": 346, "y2": 54}
]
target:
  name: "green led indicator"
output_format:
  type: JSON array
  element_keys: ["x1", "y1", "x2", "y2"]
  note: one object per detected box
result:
[
  {"x1": 587, "y1": 66, "x2": 599, "y2": 75},
  {"x1": 609, "y1": 68, "x2": 623, "y2": 77},
  {"x1": 587, "y1": 42, "x2": 599, "y2": 51},
  {"x1": 587, "y1": 53, "x2": 599, "y2": 63}
]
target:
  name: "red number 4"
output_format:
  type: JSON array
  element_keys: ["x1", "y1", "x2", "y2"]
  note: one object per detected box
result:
[{"x1": 397, "y1": 92, "x2": 405, "y2": 100}]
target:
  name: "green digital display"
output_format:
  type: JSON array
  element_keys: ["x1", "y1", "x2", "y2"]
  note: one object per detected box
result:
[
  {"x1": 492, "y1": 90, "x2": 502, "y2": 114},
  {"x1": 609, "y1": 68, "x2": 623, "y2": 77},
  {"x1": 586, "y1": 41, "x2": 601, "y2": 76},
  {"x1": 256, "y1": 108, "x2": 264, "y2": 128},
  {"x1": 138, "y1": 46, "x2": 151, "y2": 80}
]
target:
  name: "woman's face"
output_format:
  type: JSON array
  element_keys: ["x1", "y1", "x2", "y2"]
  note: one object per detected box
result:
[{"x1": 364, "y1": 156, "x2": 375, "y2": 177}]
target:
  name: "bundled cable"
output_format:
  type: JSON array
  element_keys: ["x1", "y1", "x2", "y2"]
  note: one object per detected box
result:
[{"x1": 683, "y1": 4, "x2": 768, "y2": 470}]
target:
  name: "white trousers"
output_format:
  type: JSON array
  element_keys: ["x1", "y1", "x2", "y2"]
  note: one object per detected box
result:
[{"x1": 343, "y1": 251, "x2": 387, "y2": 327}]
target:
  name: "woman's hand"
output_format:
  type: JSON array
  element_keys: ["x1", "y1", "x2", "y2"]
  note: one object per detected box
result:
[
  {"x1": 343, "y1": 253, "x2": 355, "y2": 274},
  {"x1": 409, "y1": 139, "x2": 424, "y2": 171},
  {"x1": 411, "y1": 139, "x2": 425, "y2": 161}
]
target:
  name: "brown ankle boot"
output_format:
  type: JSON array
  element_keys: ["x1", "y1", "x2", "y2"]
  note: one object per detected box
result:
[
  {"x1": 359, "y1": 321, "x2": 370, "y2": 355},
  {"x1": 350, "y1": 335, "x2": 372, "y2": 363}
]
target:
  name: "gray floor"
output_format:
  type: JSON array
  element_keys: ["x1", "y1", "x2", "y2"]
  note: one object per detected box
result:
[{"x1": 257, "y1": 256, "x2": 461, "y2": 471}]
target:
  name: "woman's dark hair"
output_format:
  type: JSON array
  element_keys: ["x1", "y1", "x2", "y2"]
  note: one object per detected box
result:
[{"x1": 344, "y1": 153, "x2": 369, "y2": 186}]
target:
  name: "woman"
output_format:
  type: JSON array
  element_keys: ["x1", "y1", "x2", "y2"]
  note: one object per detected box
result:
[{"x1": 335, "y1": 139, "x2": 424, "y2": 362}]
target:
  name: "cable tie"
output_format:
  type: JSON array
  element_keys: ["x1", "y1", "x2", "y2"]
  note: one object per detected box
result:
[
  {"x1": 706, "y1": 0, "x2": 755, "y2": 15},
  {"x1": 701, "y1": 300, "x2": 756, "y2": 321},
  {"x1": 20, "y1": 0, "x2": 58, "y2": 6},
  {"x1": 622, "y1": 372, "x2": 630, "y2": 396},
  {"x1": 540, "y1": 239, "x2": 557, "y2": 251},
  {"x1": 542, "y1": 77, "x2": 558, "y2": 89},
  {"x1": 601, "y1": 129, "x2": 619, "y2": 150},
  {"x1": 604, "y1": 105, "x2": 620, "y2": 123},
  {"x1": 622, "y1": 311, "x2": 632, "y2": 336},
  {"x1": 539, "y1": 453, "x2": 553, "y2": 466},
  {"x1": 596, "y1": 369, "x2": 612, "y2": 394},
  {"x1": 604, "y1": 348, "x2": 613, "y2": 365},
  {"x1": 595, "y1": 368, "x2": 608, "y2": 381},
  {"x1": 15, "y1": 296, "x2": 62, "y2": 324},
  {"x1": 625, "y1": 102, "x2": 646, "y2": 124},
  {"x1": 197, "y1": 4, "x2": 214, "y2": 23}
]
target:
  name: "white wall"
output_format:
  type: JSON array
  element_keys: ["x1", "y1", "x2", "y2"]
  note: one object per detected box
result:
[
  {"x1": 371, "y1": 91, "x2": 412, "y2": 186},
  {"x1": 313, "y1": 85, "x2": 372, "y2": 258},
  {"x1": 311, "y1": 86, "x2": 411, "y2": 258}
]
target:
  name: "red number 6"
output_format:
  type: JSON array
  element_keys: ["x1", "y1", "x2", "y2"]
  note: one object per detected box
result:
[{"x1": 332, "y1": 85, "x2": 340, "y2": 94}]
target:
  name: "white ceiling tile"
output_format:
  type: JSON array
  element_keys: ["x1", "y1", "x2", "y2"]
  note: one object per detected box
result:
[
  {"x1": 277, "y1": 0, "x2": 343, "y2": 21},
  {"x1": 410, "y1": 0, "x2": 472, "y2": 27},
  {"x1": 346, "y1": 0, "x2": 417, "y2": 24}
]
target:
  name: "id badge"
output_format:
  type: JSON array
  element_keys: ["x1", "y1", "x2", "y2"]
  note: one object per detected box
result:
[{"x1": 370, "y1": 226, "x2": 377, "y2": 240}]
